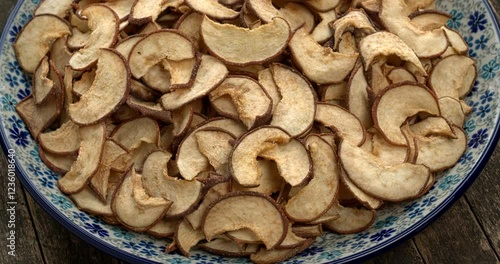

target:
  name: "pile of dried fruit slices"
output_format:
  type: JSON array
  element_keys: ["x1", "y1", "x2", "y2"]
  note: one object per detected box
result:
[{"x1": 14, "y1": 0, "x2": 475, "y2": 262}]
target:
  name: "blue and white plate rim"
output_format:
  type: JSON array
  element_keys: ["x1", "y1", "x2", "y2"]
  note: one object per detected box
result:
[{"x1": 0, "y1": 0, "x2": 499, "y2": 263}]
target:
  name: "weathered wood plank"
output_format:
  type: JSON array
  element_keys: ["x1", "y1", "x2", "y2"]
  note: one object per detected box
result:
[
  {"x1": 363, "y1": 239, "x2": 424, "y2": 264},
  {"x1": 25, "y1": 193, "x2": 121, "y2": 264},
  {"x1": 464, "y1": 146, "x2": 500, "y2": 257},
  {"x1": 413, "y1": 197, "x2": 498, "y2": 263},
  {"x1": 0, "y1": 152, "x2": 45, "y2": 264}
]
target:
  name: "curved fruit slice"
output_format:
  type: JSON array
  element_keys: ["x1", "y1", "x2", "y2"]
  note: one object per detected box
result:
[
  {"x1": 35, "y1": 0, "x2": 74, "y2": 18},
  {"x1": 129, "y1": 0, "x2": 183, "y2": 24},
  {"x1": 202, "y1": 192, "x2": 288, "y2": 250},
  {"x1": 195, "y1": 128, "x2": 236, "y2": 175},
  {"x1": 249, "y1": 239, "x2": 315, "y2": 264},
  {"x1": 331, "y1": 10, "x2": 376, "y2": 50},
  {"x1": 111, "y1": 117, "x2": 160, "y2": 152},
  {"x1": 69, "y1": 49, "x2": 130, "y2": 125},
  {"x1": 175, "y1": 219, "x2": 206, "y2": 256},
  {"x1": 232, "y1": 159, "x2": 283, "y2": 195},
  {"x1": 201, "y1": 239, "x2": 259, "y2": 257},
  {"x1": 201, "y1": 16, "x2": 290, "y2": 66},
  {"x1": 111, "y1": 167, "x2": 172, "y2": 231},
  {"x1": 429, "y1": 55, "x2": 477, "y2": 99},
  {"x1": 14, "y1": 14, "x2": 71, "y2": 73},
  {"x1": 315, "y1": 103, "x2": 366, "y2": 146},
  {"x1": 347, "y1": 63, "x2": 372, "y2": 128},
  {"x1": 185, "y1": 0, "x2": 240, "y2": 20},
  {"x1": 39, "y1": 120, "x2": 79, "y2": 155},
  {"x1": 323, "y1": 202, "x2": 376, "y2": 234}
]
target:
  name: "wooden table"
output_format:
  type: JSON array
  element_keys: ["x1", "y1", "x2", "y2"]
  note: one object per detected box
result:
[{"x1": 0, "y1": 1, "x2": 498, "y2": 263}]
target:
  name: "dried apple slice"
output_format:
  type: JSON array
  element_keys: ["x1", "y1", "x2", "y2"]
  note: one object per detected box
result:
[
  {"x1": 315, "y1": 103, "x2": 366, "y2": 146},
  {"x1": 195, "y1": 128, "x2": 236, "y2": 174},
  {"x1": 339, "y1": 170, "x2": 383, "y2": 210},
  {"x1": 259, "y1": 139, "x2": 312, "y2": 187},
  {"x1": 129, "y1": 0, "x2": 183, "y2": 24},
  {"x1": 226, "y1": 228, "x2": 261, "y2": 244},
  {"x1": 50, "y1": 37, "x2": 73, "y2": 75},
  {"x1": 175, "y1": 12, "x2": 205, "y2": 51},
  {"x1": 250, "y1": 239, "x2": 315, "y2": 264},
  {"x1": 410, "y1": 117, "x2": 455, "y2": 138},
  {"x1": 371, "y1": 133, "x2": 409, "y2": 165},
  {"x1": 270, "y1": 64, "x2": 316, "y2": 137},
  {"x1": 347, "y1": 63, "x2": 372, "y2": 128},
  {"x1": 339, "y1": 140, "x2": 430, "y2": 202},
  {"x1": 285, "y1": 135, "x2": 339, "y2": 222},
  {"x1": 126, "y1": 96, "x2": 172, "y2": 123},
  {"x1": 161, "y1": 55, "x2": 228, "y2": 110},
  {"x1": 379, "y1": 0, "x2": 448, "y2": 58},
  {"x1": 72, "y1": 68, "x2": 96, "y2": 97},
  {"x1": 442, "y1": 27, "x2": 469, "y2": 55},
  {"x1": 58, "y1": 123, "x2": 105, "y2": 194},
  {"x1": 148, "y1": 219, "x2": 179, "y2": 238},
  {"x1": 185, "y1": 0, "x2": 239, "y2": 20},
  {"x1": 258, "y1": 68, "x2": 281, "y2": 113},
  {"x1": 323, "y1": 202, "x2": 376, "y2": 234},
  {"x1": 141, "y1": 63, "x2": 171, "y2": 93},
  {"x1": 276, "y1": 224, "x2": 307, "y2": 249},
  {"x1": 373, "y1": 82, "x2": 440, "y2": 146},
  {"x1": 177, "y1": 118, "x2": 246, "y2": 180},
  {"x1": 202, "y1": 192, "x2": 288, "y2": 250},
  {"x1": 175, "y1": 219, "x2": 206, "y2": 256},
  {"x1": 311, "y1": 10, "x2": 337, "y2": 43},
  {"x1": 39, "y1": 148, "x2": 76, "y2": 174},
  {"x1": 429, "y1": 55, "x2": 477, "y2": 99},
  {"x1": 359, "y1": 32, "x2": 426, "y2": 76},
  {"x1": 14, "y1": 14, "x2": 71, "y2": 73},
  {"x1": 229, "y1": 126, "x2": 291, "y2": 187},
  {"x1": 233, "y1": 159, "x2": 283, "y2": 195},
  {"x1": 291, "y1": 225, "x2": 323, "y2": 238},
  {"x1": 439, "y1": 97, "x2": 466, "y2": 127},
  {"x1": 201, "y1": 239, "x2": 259, "y2": 257},
  {"x1": 69, "y1": 48, "x2": 129, "y2": 125},
  {"x1": 409, "y1": 10, "x2": 451, "y2": 31},
  {"x1": 39, "y1": 120, "x2": 79, "y2": 155},
  {"x1": 163, "y1": 56, "x2": 201, "y2": 90},
  {"x1": 111, "y1": 117, "x2": 159, "y2": 152},
  {"x1": 128, "y1": 30, "x2": 195, "y2": 79},
  {"x1": 387, "y1": 67, "x2": 417, "y2": 84},
  {"x1": 33, "y1": 57, "x2": 55, "y2": 105},
  {"x1": 210, "y1": 76, "x2": 273, "y2": 129},
  {"x1": 35, "y1": 0, "x2": 73, "y2": 18},
  {"x1": 201, "y1": 16, "x2": 290, "y2": 66},
  {"x1": 111, "y1": 167, "x2": 172, "y2": 231},
  {"x1": 331, "y1": 10, "x2": 376, "y2": 50},
  {"x1": 16, "y1": 89, "x2": 62, "y2": 139},
  {"x1": 304, "y1": 0, "x2": 340, "y2": 11},
  {"x1": 142, "y1": 151, "x2": 204, "y2": 217},
  {"x1": 115, "y1": 34, "x2": 144, "y2": 59},
  {"x1": 414, "y1": 126, "x2": 467, "y2": 172},
  {"x1": 103, "y1": 0, "x2": 135, "y2": 21},
  {"x1": 70, "y1": 186, "x2": 113, "y2": 216},
  {"x1": 69, "y1": 5, "x2": 119, "y2": 70},
  {"x1": 289, "y1": 27, "x2": 358, "y2": 84}
]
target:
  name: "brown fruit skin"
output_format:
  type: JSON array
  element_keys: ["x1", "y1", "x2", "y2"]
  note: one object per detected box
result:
[
  {"x1": 371, "y1": 81, "x2": 441, "y2": 147},
  {"x1": 38, "y1": 147, "x2": 74, "y2": 175},
  {"x1": 323, "y1": 208, "x2": 377, "y2": 234},
  {"x1": 126, "y1": 97, "x2": 172, "y2": 124},
  {"x1": 110, "y1": 166, "x2": 172, "y2": 232},
  {"x1": 201, "y1": 191, "x2": 289, "y2": 250},
  {"x1": 427, "y1": 54, "x2": 478, "y2": 99}
]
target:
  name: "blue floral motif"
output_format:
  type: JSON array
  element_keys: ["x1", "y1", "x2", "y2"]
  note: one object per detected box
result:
[
  {"x1": 447, "y1": 10, "x2": 463, "y2": 29},
  {"x1": 19, "y1": 13, "x2": 32, "y2": 25},
  {"x1": 467, "y1": 80, "x2": 479, "y2": 97},
  {"x1": 468, "y1": 11, "x2": 487, "y2": 33},
  {"x1": 403, "y1": 202, "x2": 420, "y2": 212},
  {"x1": 8, "y1": 115, "x2": 24, "y2": 128},
  {"x1": 72, "y1": 212, "x2": 90, "y2": 222},
  {"x1": 464, "y1": 119, "x2": 477, "y2": 133},
  {"x1": 5, "y1": 73, "x2": 19, "y2": 88},
  {"x1": 374, "y1": 216, "x2": 399, "y2": 229},
  {"x1": 30, "y1": 149, "x2": 42, "y2": 162},
  {"x1": 285, "y1": 260, "x2": 304, "y2": 264},
  {"x1": 17, "y1": 86, "x2": 31, "y2": 100},
  {"x1": 209, "y1": 256, "x2": 226, "y2": 263},
  {"x1": 319, "y1": 250, "x2": 342, "y2": 260},
  {"x1": 474, "y1": 35, "x2": 489, "y2": 50},
  {"x1": 38, "y1": 177, "x2": 54, "y2": 189},
  {"x1": 298, "y1": 246, "x2": 324, "y2": 257},
  {"x1": 459, "y1": 151, "x2": 473, "y2": 165},
  {"x1": 140, "y1": 248, "x2": 158, "y2": 257},
  {"x1": 1, "y1": 94, "x2": 17, "y2": 111},
  {"x1": 480, "y1": 90, "x2": 495, "y2": 104},
  {"x1": 139, "y1": 241, "x2": 157, "y2": 249},
  {"x1": 28, "y1": 163, "x2": 43, "y2": 176},
  {"x1": 113, "y1": 228, "x2": 135, "y2": 240},
  {"x1": 49, "y1": 194, "x2": 72, "y2": 209},
  {"x1": 408, "y1": 208, "x2": 424, "y2": 219},
  {"x1": 439, "y1": 174, "x2": 461, "y2": 191},
  {"x1": 468, "y1": 128, "x2": 489, "y2": 148},
  {"x1": 476, "y1": 104, "x2": 491, "y2": 118},
  {"x1": 350, "y1": 241, "x2": 368, "y2": 250},
  {"x1": 353, "y1": 232, "x2": 370, "y2": 241},
  {"x1": 32, "y1": 0, "x2": 41, "y2": 5},
  {"x1": 8, "y1": 61, "x2": 21, "y2": 75},
  {"x1": 9, "y1": 125, "x2": 29, "y2": 147},
  {"x1": 123, "y1": 241, "x2": 141, "y2": 250},
  {"x1": 421, "y1": 197, "x2": 438, "y2": 207},
  {"x1": 481, "y1": 59, "x2": 500, "y2": 79},
  {"x1": 84, "y1": 223, "x2": 109, "y2": 237},
  {"x1": 369, "y1": 228, "x2": 396, "y2": 242},
  {"x1": 169, "y1": 257, "x2": 191, "y2": 264},
  {"x1": 9, "y1": 25, "x2": 21, "y2": 43},
  {"x1": 335, "y1": 240, "x2": 351, "y2": 248},
  {"x1": 191, "y1": 253, "x2": 208, "y2": 261}
]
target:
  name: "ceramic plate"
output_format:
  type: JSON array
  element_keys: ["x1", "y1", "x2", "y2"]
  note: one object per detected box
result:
[{"x1": 0, "y1": 0, "x2": 499, "y2": 263}]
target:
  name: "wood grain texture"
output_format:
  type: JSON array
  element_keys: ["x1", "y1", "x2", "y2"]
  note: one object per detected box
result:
[{"x1": 0, "y1": 1, "x2": 498, "y2": 264}]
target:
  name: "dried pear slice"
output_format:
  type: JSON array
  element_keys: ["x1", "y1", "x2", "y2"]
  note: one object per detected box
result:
[
  {"x1": 284, "y1": 135, "x2": 339, "y2": 222},
  {"x1": 229, "y1": 126, "x2": 291, "y2": 187},
  {"x1": 201, "y1": 239, "x2": 259, "y2": 257},
  {"x1": 373, "y1": 82, "x2": 440, "y2": 146},
  {"x1": 201, "y1": 16, "x2": 290, "y2": 66},
  {"x1": 14, "y1": 14, "x2": 71, "y2": 73},
  {"x1": 202, "y1": 192, "x2": 288, "y2": 250},
  {"x1": 429, "y1": 54, "x2": 477, "y2": 99},
  {"x1": 347, "y1": 63, "x2": 372, "y2": 128},
  {"x1": 111, "y1": 117, "x2": 160, "y2": 152},
  {"x1": 142, "y1": 151, "x2": 204, "y2": 218},
  {"x1": 69, "y1": 5, "x2": 119, "y2": 70},
  {"x1": 35, "y1": 0, "x2": 74, "y2": 18},
  {"x1": 161, "y1": 55, "x2": 228, "y2": 110},
  {"x1": 323, "y1": 202, "x2": 376, "y2": 234},
  {"x1": 185, "y1": 0, "x2": 240, "y2": 20},
  {"x1": 339, "y1": 140, "x2": 430, "y2": 202},
  {"x1": 289, "y1": 27, "x2": 358, "y2": 84},
  {"x1": 69, "y1": 48, "x2": 130, "y2": 125},
  {"x1": 111, "y1": 167, "x2": 172, "y2": 231},
  {"x1": 129, "y1": 0, "x2": 183, "y2": 24},
  {"x1": 315, "y1": 103, "x2": 366, "y2": 146},
  {"x1": 270, "y1": 64, "x2": 316, "y2": 138},
  {"x1": 195, "y1": 128, "x2": 236, "y2": 174},
  {"x1": 39, "y1": 120, "x2": 80, "y2": 155},
  {"x1": 331, "y1": 10, "x2": 376, "y2": 50},
  {"x1": 175, "y1": 219, "x2": 206, "y2": 256},
  {"x1": 232, "y1": 159, "x2": 284, "y2": 195},
  {"x1": 210, "y1": 76, "x2": 273, "y2": 129},
  {"x1": 39, "y1": 148, "x2": 77, "y2": 174},
  {"x1": 58, "y1": 123, "x2": 105, "y2": 194}
]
